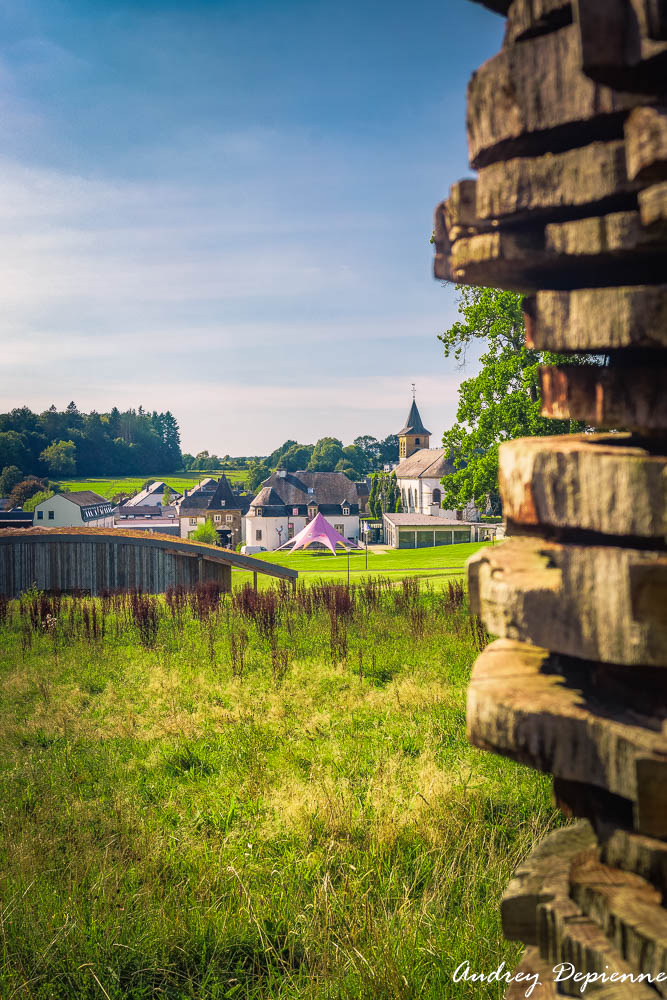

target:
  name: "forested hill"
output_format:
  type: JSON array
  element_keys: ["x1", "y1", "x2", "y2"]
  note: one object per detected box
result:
[{"x1": 0, "y1": 403, "x2": 182, "y2": 479}]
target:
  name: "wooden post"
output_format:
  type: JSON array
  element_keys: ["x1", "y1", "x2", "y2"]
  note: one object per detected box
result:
[{"x1": 253, "y1": 571, "x2": 257, "y2": 592}]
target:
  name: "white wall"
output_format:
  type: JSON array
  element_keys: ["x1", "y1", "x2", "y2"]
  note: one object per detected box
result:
[
  {"x1": 33, "y1": 494, "x2": 114, "y2": 528},
  {"x1": 244, "y1": 512, "x2": 361, "y2": 551}
]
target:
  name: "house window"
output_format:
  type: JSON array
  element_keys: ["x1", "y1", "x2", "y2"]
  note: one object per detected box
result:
[
  {"x1": 48, "y1": 510, "x2": 54, "y2": 520},
  {"x1": 292, "y1": 507, "x2": 299, "y2": 516},
  {"x1": 342, "y1": 506, "x2": 350, "y2": 516},
  {"x1": 37, "y1": 510, "x2": 43, "y2": 520},
  {"x1": 221, "y1": 500, "x2": 225, "y2": 507},
  {"x1": 256, "y1": 508, "x2": 263, "y2": 516},
  {"x1": 416, "y1": 438, "x2": 420, "y2": 445},
  {"x1": 214, "y1": 514, "x2": 221, "y2": 522},
  {"x1": 308, "y1": 506, "x2": 316, "y2": 518},
  {"x1": 432, "y1": 488, "x2": 441, "y2": 505},
  {"x1": 288, "y1": 522, "x2": 294, "y2": 539},
  {"x1": 335, "y1": 524, "x2": 344, "y2": 535},
  {"x1": 226, "y1": 515, "x2": 232, "y2": 522},
  {"x1": 189, "y1": 518, "x2": 197, "y2": 525},
  {"x1": 255, "y1": 529, "x2": 262, "y2": 541}
]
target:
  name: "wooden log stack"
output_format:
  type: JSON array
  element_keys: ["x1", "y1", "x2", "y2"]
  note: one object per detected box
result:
[{"x1": 437, "y1": 0, "x2": 667, "y2": 991}]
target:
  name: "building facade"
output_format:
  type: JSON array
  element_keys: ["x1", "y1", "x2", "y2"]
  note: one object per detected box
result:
[
  {"x1": 382, "y1": 513, "x2": 485, "y2": 549},
  {"x1": 33, "y1": 491, "x2": 115, "y2": 528},
  {"x1": 177, "y1": 475, "x2": 247, "y2": 548},
  {"x1": 244, "y1": 471, "x2": 360, "y2": 551},
  {"x1": 394, "y1": 397, "x2": 479, "y2": 522}
]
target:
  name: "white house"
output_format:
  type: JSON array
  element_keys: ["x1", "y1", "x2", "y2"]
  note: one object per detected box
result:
[
  {"x1": 123, "y1": 480, "x2": 183, "y2": 507},
  {"x1": 244, "y1": 471, "x2": 361, "y2": 551},
  {"x1": 33, "y1": 491, "x2": 115, "y2": 528}
]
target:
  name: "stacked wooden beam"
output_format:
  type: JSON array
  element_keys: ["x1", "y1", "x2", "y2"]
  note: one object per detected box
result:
[{"x1": 436, "y1": 0, "x2": 667, "y2": 991}]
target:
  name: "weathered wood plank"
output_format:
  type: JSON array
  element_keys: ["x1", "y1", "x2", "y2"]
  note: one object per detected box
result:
[
  {"x1": 625, "y1": 106, "x2": 667, "y2": 182},
  {"x1": 504, "y1": 0, "x2": 571, "y2": 45},
  {"x1": 525, "y1": 286, "x2": 667, "y2": 350},
  {"x1": 467, "y1": 539, "x2": 667, "y2": 665},
  {"x1": 545, "y1": 209, "x2": 667, "y2": 255},
  {"x1": 601, "y1": 829, "x2": 667, "y2": 899},
  {"x1": 475, "y1": 141, "x2": 638, "y2": 222},
  {"x1": 467, "y1": 639, "x2": 667, "y2": 832},
  {"x1": 504, "y1": 948, "x2": 559, "y2": 999},
  {"x1": 539, "y1": 363, "x2": 667, "y2": 431},
  {"x1": 574, "y1": 0, "x2": 667, "y2": 92},
  {"x1": 467, "y1": 25, "x2": 642, "y2": 168},
  {"x1": 499, "y1": 434, "x2": 667, "y2": 537},
  {"x1": 639, "y1": 180, "x2": 667, "y2": 227},
  {"x1": 538, "y1": 891, "x2": 660, "y2": 998},
  {"x1": 447, "y1": 214, "x2": 665, "y2": 291},
  {"x1": 570, "y1": 856, "x2": 667, "y2": 998},
  {"x1": 501, "y1": 821, "x2": 596, "y2": 944}
]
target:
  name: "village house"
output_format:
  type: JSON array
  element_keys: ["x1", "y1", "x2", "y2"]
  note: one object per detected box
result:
[
  {"x1": 32, "y1": 491, "x2": 115, "y2": 528},
  {"x1": 123, "y1": 480, "x2": 183, "y2": 507},
  {"x1": 245, "y1": 470, "x2": 361, "y2": 551},
  {"x1": 177, "y1": 474, "x2": 247, "y2": 548}
]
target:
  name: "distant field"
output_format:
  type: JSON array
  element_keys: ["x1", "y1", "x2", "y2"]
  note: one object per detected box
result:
[
  {"x1": 56, "y1": 470, "x2": 248, "y2": 498},
  {"x1": 234, "y1": 541, "x2": 490, "y2": 590}
]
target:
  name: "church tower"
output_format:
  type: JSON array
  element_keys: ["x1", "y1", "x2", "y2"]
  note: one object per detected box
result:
[{"x1": 397, "y1": 388, "x2": 431, "y2": 460}]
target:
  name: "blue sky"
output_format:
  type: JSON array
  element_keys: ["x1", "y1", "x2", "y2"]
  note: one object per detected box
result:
[{"x1": 0, "y1": 0, "x2": 503, "y2": 455}]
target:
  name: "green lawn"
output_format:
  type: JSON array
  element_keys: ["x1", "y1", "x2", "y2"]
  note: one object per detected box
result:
[
  {"x1": 55, "y1": 470, "x2": 249, "y2": 498},
  {"x1": 235, "y1": 541, "x2": 490, "y2": 590},
  {"x1": 0, "y1": 581, "x2": 558, "y2": 999}
]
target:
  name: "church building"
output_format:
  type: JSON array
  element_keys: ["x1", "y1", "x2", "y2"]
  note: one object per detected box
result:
[{"x1": 394, "y1": 394, "x2": 478, "y2": 520}]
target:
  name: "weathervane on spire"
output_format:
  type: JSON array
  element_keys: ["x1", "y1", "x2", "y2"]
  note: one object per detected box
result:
[{"x1": 411, "y1": 382, "x2": 416, "y2": 401}]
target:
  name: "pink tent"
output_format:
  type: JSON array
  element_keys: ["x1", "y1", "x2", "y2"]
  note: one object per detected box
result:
[{"x1": 278, "y1": 511, "x2": 358, "y2": 556}]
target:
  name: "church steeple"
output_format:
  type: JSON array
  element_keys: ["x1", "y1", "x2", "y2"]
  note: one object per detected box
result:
[{"x1": 396, "y1": 388, "x2": 431, "y2": 459}]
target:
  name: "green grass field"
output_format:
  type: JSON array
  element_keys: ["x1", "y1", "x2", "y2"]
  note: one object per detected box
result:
[
  {"x1": 0, "y1": 579, "x2": 558, "y2": 999},
  {"x1": 234, "y1": 542, "x2": 490, "y2": 590},
  {"x1": 55, "y1": 470, "x2": 249, "y2": 498}
]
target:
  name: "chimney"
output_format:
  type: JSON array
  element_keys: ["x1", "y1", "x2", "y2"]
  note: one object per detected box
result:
[{"x1": 277, "y1": 469, "x2": 287, "y2": 478}]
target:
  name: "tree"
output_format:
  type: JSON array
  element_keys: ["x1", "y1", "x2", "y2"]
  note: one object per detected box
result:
[
  {"x1": 0, "y1": 431, "x2": 30, "y2": 471},
  {"x1": 191, "y1": 519, "x2": 218, "y2": 544},
  {"x1": 247, "y1": 460, "x2": 270, "y2": 492},
  {"x1": 8, "y1": 478, "x2": 46, "y2": 509},
  {"x1": 280, "y1": 443, "x2": 314, "y2": 472},
  {"x1": 39, "y1": 440, "x2": 77, "y2": 476},
  {"x1": 378, "y1": 434, "x2": 399, "y2": 466},
  {"x1": 353, "y1": 435, "x2": 381, "y2": 469},
  {"x1": 268, "y1": 440, "x2": 297, "y2": 469},
  {"x1": 438, "y1": 286, "x2": 586, "y2": 512},
  {"x1": 368, "y1": 473, "x2": 379, "y2": 519},
  {"x1": 0, "y1": 465, "x2": 23, "y2": 496},
  {"x1": 162, "y1": 485, "x2": 172, "y2": 507},
  {"x1": 308, "y1": 437, "x2": 344, "y2": 472},
  {"x1": 23, "y1": 489, "x2": 54, "y2": 512}
]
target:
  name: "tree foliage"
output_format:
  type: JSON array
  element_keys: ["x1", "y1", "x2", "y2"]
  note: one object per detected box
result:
[
  {"x1": 438, "y1": 286, "x2": 585, "y2": 512},
  {"x1": 0, "y1": 404, "x2": 182, "y2": 480},
  {"x1": 0, "y1": 465, "x2": 23, "y2": 496},
  {"x1": 190, "y1": 520, "x2": 219, "y2": 545},
  {"x1": 39, "y1": 440, "x2": 77, "y2": 476}
]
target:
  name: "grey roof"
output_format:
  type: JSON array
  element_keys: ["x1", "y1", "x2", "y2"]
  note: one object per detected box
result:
[
  {"x1": 251, "y1": 486, "x2": 285, "y2": 507},
  {"x1": 180, "y1": 474, "x2": 242, "y2": 513},
  {"x1": 60, "y1": 491, "x2": 110, "y2": 507},
  {"x1": 383, "y1": 513, "x2": 478, "y2": 526},
  {"x1": 395, "y1": 448, "x2": 454, "y2": 479},
  {"x1": 259, "y1": 471, "x2": 359, "y2": 505},
  {"x1": 116, "y1": 505, "x2": 177, "y2": 519},
  {"x1": 125, "y1": 482, "x2": 183, "y2": 506},
  {"x1": 397, "y1": 400, "x2": 431, "y2": 437}
]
